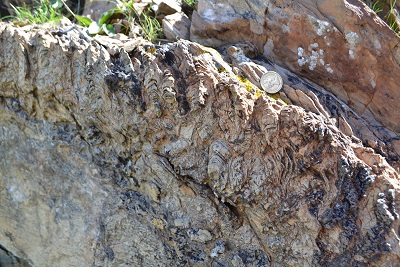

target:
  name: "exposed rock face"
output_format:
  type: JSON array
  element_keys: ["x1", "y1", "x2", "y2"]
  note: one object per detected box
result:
[
  {"x1": 163, "y1": 12, "x2": 191, "y2": 41},
  {"x1": 0, "y1": 17, "x2": 399, "y2": 267},
  {"x1": 190, "y1": 0, "x2": 400, "y2": 150}
]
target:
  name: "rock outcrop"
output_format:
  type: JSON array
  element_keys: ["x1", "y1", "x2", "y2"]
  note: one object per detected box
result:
[
  {"x1": 190, "y1": 0, "x2": 400, "y2": 169},
  {"x1": 0, "y1": 17, "x2": 399, "y2": 266}
]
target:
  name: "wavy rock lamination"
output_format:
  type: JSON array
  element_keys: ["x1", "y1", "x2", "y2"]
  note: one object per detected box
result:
[{"x1": 0, "y1": 21, "x2": 399, "y2": 266}]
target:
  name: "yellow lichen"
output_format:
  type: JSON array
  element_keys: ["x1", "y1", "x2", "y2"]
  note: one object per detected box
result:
[
  {"x1": 235, "y1": 75, "x2": 265, "y2": 99},
  {"x1": 269, "y1": 93, "x2": 281, "y2": 100},
  {"x1": 145, "y1": 46, "x2": 156, "y2": 54},
  {"x1": 217, "y1": 67, "x2": 226, "y2": 73},
  {"x1": 236, "y1": 75, "x2": 254, "y2": 92},
  {"x1": 254, "y1": 89, "x2": 265, "y2": 99},
  {"x1": 195, "y1": 45, "x2": 222, "y2": 58},
  {"x1": 268, "y1": 93, "x2": 288, "y2": 105}
]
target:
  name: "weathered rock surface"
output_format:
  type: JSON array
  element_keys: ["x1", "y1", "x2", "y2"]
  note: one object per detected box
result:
[
  {"x1": 163, "y1": 12, "x2": 191, "y2": 41},
  {"x1": 153, "y1": 0, "x2": 182, "y2": 20},
  {"x1": 0, "y1": 16, "x2": 399, "y2": 267},
  {"x1": 190, "y1": 0, "x2": 400, "y2": 161}
]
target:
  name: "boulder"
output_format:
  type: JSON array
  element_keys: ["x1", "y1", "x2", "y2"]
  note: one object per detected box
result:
[
  {"x1": 162, "y1": 12, "x2": 191, "y2": 41},
  {"x1": 190, "y1": 0, "x2": 400, "y2": 136},
  {"x1": 0, "y1": 20, "x2": 399, "y2": 266},
  {"x1": 153, "y1": 0, "x2": 182, "y2": 20}
]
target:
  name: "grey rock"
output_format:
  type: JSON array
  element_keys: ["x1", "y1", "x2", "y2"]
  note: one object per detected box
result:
[
  {"x1": 162, "y1": 12, "x2": 191, "y2": 41},
  {"x1": 0, "y1": 19, "x2": 399, "y2": 267},
  {"x1": 153, "y1": 0, "x2": 182, "y2": 19}
]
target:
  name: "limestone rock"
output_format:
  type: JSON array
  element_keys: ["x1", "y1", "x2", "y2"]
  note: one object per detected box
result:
[
  {"x1": 162, "y1": 12, "x2": 191, "y2": 41},
  {"x1": 0, "y1": 20, "x2": 400, "y2": 267},
  {"x1": 190, "y1": 0, "x2": 400, "y2": 136}
]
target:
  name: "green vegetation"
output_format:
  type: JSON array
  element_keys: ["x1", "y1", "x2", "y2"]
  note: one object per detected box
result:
[
  {"x1": 1, "y1": 0, "x2": 163, "y2": 42},
  {"x1": 184, "y1": 0, "x2": 198, "y2": 8},
  {"x1": 387, "y1": 0, "x2": 400, "y2": 33},
  {"x1": 371, "y1": 1, "x2": 383, "y2": 14},
  {"x1": 73, "y1": 0, "x2": 162, "y2": 42},
  {"x1": 5, "y1": 0, "x2": 65, "y2": 25},
  {"x1": 364, "y1": 0, "x2": 399, "y2": 34}
]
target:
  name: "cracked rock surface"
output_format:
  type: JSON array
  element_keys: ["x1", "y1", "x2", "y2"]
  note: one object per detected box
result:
[
  {"x1": 0, "y1": 19, "x2": 399, "y2": 267},
  {"x1": 191, "y1": 0, "x2": 400, "y2": 168}
]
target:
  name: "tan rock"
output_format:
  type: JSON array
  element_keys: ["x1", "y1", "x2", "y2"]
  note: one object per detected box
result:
[
  {"x1": 153, "y1": 0, "x2": 181, "y2": 20},
  {"x1": 338, "y1": 116, "x2": 354, "y2": 137},
  {"x1": 93, "y1": 33, "x2": 150, "y2": 55},
  {"x1": 162, "y1": 12, "x2": 191, "y2": 41},
  {"x1": 0, "y1": 21, "x2": 399, "y2": 267},
  {"x1": 191, "y1": 0, "x2": 400, "y2": 135}
]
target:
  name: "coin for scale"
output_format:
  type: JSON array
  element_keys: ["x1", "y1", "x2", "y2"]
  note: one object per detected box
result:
[{"x1": 260, "y1": 71, "x2": 283, "y2": 94}]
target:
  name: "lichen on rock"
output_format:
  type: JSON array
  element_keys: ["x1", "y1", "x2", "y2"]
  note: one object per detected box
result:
[{"x1": 0, "y1": 3, "x2": 400, "y2": 266}]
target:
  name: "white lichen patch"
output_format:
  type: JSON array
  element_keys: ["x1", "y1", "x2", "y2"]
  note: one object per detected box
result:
[
  {"x1": 297, "y1": 47, "x2": 307, "y2": 66},
  {"x1": 309, "y1": 50, "x2": 319, "y2": 70},
  {"x1": 345, "y1": 32, "x2": 360, "y2": 59},
  {"x1": 316, "y1": 20, "x2": 330, "y2": 36},
  {"x1": 308, "y1": 15, "x2": 335, "y2": 36},
  {"x1": 349, "y1": 49, "x2": 356, "y2": 59},
  {"x1": 346, "y1": 32, "x2": 359, "y2": 45},
  {"x1": 308, "y1": 43, "x2": 319, "y2": 50},
  {"x1": 323, "y1": 36, "x2": 331, "y2": 46},
  {"x1": 308, "y1": 44, "x2": 320, "y2": 70},
  {"x1": 297, "y1": 45, "x2": 333, "y2": 73},
  {"x1": 345, "y1": 32, "x2": 360, "y2": 46},
  {"x1": 326, "y1": 64, "x2": 333, "y2": 73},
  {"x1": 281, "y1": 24, "x2": 290, "y2": 33}
]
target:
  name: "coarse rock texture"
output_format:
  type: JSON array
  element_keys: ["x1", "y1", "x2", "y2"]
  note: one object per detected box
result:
[
  {"x1": 0, "y1": 20, "x2": 399, "y2": 267},
  {"x1": 190, "y1": 0, "x2": 400, "y2": 158}
]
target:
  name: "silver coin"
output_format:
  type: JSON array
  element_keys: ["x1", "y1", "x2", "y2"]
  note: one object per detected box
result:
[{"x1": 260, "y1": 71, "x2": 283, "y2": 94}]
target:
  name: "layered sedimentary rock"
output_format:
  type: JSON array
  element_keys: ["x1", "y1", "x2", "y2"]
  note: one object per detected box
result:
[
  {"x1": 0, "y1": 17, "x2": 399, "y2": 267},
  {"x1": 190, "y1": 0, "x2": 400, "y2": 167}
]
